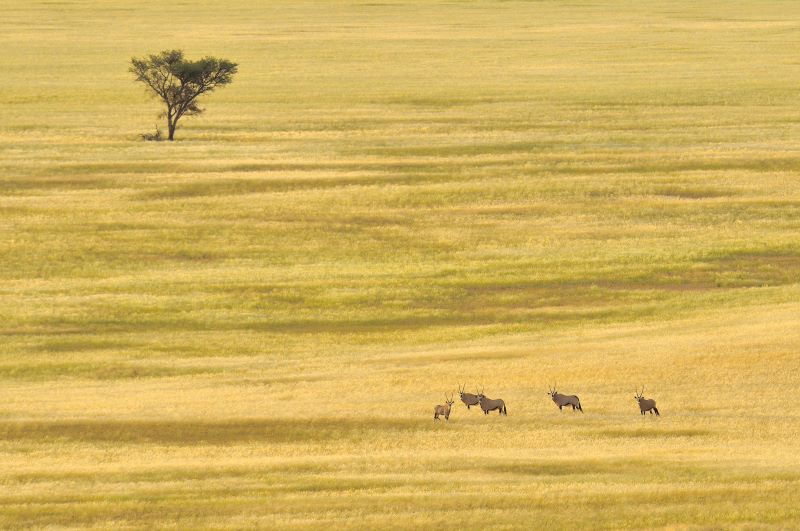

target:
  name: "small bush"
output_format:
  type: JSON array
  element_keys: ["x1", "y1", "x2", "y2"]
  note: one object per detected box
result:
[{"x1": 140, "y1": 125, "x2": 162, "y2": 141}]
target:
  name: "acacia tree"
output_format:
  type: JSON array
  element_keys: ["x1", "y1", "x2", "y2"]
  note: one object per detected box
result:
[{"x1": 130, "y1": 50, "x2": 237, "y2": 141}]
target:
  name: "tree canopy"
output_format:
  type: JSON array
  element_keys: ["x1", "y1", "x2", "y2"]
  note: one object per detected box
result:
[{"x1": 130, "y1": 50, "x2": 238, "y2": 141}]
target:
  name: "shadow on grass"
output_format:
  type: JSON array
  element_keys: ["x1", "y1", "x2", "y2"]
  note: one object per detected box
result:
[
  {"x1": 481, "y1": 457, "x2": 698, "y2": 478},
  {"x1": 0, "y1": 418, "x2": 421, "y2": 445},
  {"x1": 592, "y1": 427, "x2": 711, "y2": 438},
  {"x1": 0, "y1": 362, "x2": 218, "y2": 381}
]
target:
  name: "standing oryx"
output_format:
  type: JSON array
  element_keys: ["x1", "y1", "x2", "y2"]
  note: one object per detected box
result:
[
  {"x1": 458, "y1": 383, "x2": 480, "y2": 410},
  {"x1": 635, "y1": 387, "x2": 660, "y2": 416},
  {"x1": 434, "y1": 393, "x2": 455, "y2": 422},
  {"x1": 476, "y1": 388, "x2": 507, "y2": 416},
  {"x1": 548, "y1": 385, "x2": 583, "y2": 412}
]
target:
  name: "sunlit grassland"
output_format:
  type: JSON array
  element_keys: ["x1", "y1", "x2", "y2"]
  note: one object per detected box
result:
[{"x1": 2, "y1": 0, "x2": 800, "y2": 528}]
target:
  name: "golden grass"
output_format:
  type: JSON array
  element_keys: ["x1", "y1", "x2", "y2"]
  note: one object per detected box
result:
[{"x1": 2, "y1": 0, "x2": 800, "y2": 528}]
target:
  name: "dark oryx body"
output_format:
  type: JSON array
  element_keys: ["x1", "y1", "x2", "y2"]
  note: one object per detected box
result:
[
  {"x1": 458, "y1": 383, "x2": 480, "y2": 410},
  {"x1": 476, "y1": 389, "x2": 507, "y2": 416},
  {"x1": 434, "y1": 393, "x2": 455, "y2": 421},
  {"x1": 548, "y1": 386, "x2": 583, "y2": 412},
  {"x1": 635, "y1": 387, "x2": 660, "y2": 416}
]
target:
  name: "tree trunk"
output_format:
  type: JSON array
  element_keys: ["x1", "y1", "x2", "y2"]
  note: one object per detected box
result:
[{"x1": 167, "y1": 120, "x2": 176, "y2": 141}]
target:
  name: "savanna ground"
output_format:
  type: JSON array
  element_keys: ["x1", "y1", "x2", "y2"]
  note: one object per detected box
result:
[{"x1": 2, "y1": 0, "x2": 800, "y2": 528}]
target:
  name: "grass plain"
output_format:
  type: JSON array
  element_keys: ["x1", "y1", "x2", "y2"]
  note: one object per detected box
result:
[{"x1": 2, "y1": 0, "x2": 800, "y2": 528}]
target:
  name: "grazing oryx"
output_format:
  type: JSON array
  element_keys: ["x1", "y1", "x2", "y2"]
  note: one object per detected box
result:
[
  {"x1": 458, "y1": 383, "x2": 480, "y2": 410},
  {"x1": 548, "y1": 385, "x2": 583, "y2": 412},
  {"x1": 476, "y1": 388, "x2": 507, "y2": 416},
  {"x1": 635, "y1": 387, "x2": 660, "y2": 416},
  {"x1": 434, "y1": 393, "x2": 455, "y2": 421}
]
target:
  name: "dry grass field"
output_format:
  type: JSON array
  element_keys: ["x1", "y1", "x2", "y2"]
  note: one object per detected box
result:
[{"x1": 2, "y1": 0, "x2": 800, "y2": 528}]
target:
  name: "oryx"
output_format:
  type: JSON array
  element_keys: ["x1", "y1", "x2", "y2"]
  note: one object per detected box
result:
[
  {"x1": 548, "y1": 385, "x2": 583, "y2": 412},
  {"x1": 476, "y1": 388, "x2": 507, "y2": 416},
  {"x1": 458, "y1": 383, "x2": 480, "y2": 410},
  {"x1": 434, "y1": 393, "x2": 455, "y2": 421},
  {"x1": 635, "y1": 387, "x2": 660, "y2": 416}
]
